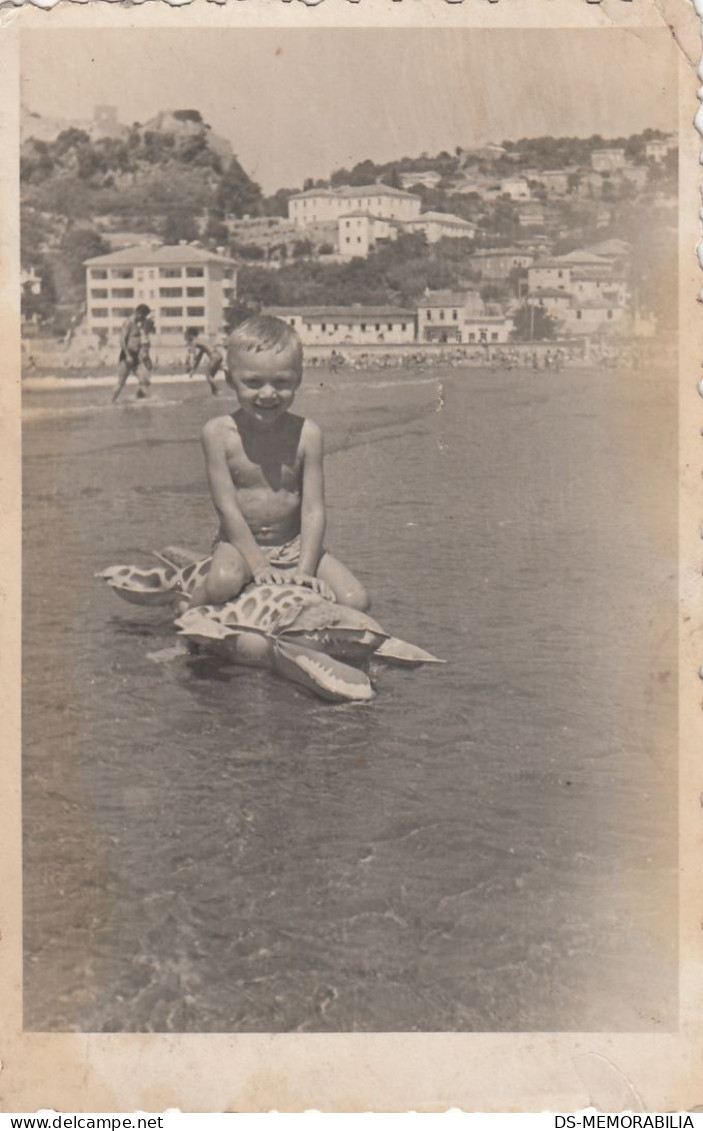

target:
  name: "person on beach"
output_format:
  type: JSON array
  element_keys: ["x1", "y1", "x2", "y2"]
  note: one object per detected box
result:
[
  {"x1": 112, "y1": 304, "x2": 152, "y2": 403},
  {"x1": 139, "y1": 315, "x2": 156, "y2": 376},
  {"x1": 186, "y1": 315, "x2": 369, "y2": 611},
  {"x1": 184, "y1": 328, "x2": 224, "y2": 396}
]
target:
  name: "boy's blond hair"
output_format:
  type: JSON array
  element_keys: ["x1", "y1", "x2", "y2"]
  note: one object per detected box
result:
[{"x1": 227, "y1": 315, "x2": 303, "y2": 377}]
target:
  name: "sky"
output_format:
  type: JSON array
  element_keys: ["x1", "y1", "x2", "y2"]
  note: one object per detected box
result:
[{"x1": 21, "y1": 28, "x2": 677, "y2": 194}]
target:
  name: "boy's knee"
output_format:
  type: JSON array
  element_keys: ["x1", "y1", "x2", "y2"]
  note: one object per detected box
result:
[
  {"x1": 340, "y1": 581, "x2": 370, "y2": 612},
  {"x1": 207, "y1": 560, "x2": 248, "y2": 604}
]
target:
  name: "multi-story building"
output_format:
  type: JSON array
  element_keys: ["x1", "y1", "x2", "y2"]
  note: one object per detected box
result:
[
  {"x1": 337, "y1": 213, "x2": 398, "y2": 258},
  {"x1": 289, "y1": 184, "x2": 421, "y2": 228},
  {"x1": 471, "y1": 247, "x2": 535, "y2": 280},
  {"x1": 262, "y1": 305, "x2": 417, "y2": 346},
  {"x1": 83, "y1": 244, "x2": 237, "y2": 344},
  {"x1": 645, "y1": 137, "x2": 675, "y2": 162}
]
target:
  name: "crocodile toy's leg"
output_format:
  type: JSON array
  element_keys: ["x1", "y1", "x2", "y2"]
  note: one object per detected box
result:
[
  {"x1": 95, "y1": 564, "x2": 181, "y2": 606},
  {"x1": 373, "y1": 638, "x2": 445, "y2": 665}
]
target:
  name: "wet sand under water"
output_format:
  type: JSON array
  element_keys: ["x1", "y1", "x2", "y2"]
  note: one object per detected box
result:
[{"x1": 22, "y1": 365, "x2": 677, "y2": 1032}]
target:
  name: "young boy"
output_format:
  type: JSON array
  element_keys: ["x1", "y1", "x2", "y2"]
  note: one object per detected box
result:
[
  {"x1": 184, "y1": 327, "x2": 223, "y2": 396},
  {"x1": 112, "y1": 303, "x2": 152, "y2": 403},
  {"x1": 187, "y1": 315, "x2": 368, "y2": 611}
]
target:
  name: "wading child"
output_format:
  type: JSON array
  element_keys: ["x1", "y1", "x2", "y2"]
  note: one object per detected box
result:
[
  {"x1": 112, "y1": 303, "x2": 152, "y2": 403},
  {"x1": 184, "y1": 327, "x2": 224, "y2": 397},
  {"x1": 187, "y1": 315, "x2": 368, "y2": 611}
]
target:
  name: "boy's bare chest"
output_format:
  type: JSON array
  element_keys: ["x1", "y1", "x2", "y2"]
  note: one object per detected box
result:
[{"x1": 225, "y1": 438, "x2": 303, "y2": 494}]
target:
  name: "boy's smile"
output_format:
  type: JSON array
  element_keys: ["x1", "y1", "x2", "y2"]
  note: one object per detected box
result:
[{"x1": 228, "y1": 347, "x2": 302, "y2": 429}]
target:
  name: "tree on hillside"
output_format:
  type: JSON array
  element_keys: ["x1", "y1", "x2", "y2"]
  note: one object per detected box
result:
[
  {"x1": 59, "y1": 228, "x2": 110, "y2": 286},
  {"x1": 216, "y1": 157, "x2": 263, "y2": 218},
  {"x1": 162, "y1": 213, "x2": 200, "y2": 244}
]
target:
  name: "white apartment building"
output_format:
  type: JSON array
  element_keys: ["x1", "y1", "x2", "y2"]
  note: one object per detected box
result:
[
  {"x1": 263, "y1": 305, "x2": 417, "y2": 346},
  {"x1": 417, "y1": 290, "x2": 508, "y2": 345},
  {"x1": 84, "y1": 244, "x2": 237, "y2": 344},
  {"x1": 289, "y1": 184, "x2": 422, "y2": 228}
]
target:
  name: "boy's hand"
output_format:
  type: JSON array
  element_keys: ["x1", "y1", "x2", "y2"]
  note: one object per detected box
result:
[
  {"x1": 289, "y1": 572, "x2": 336, "y2": 602},
  {"x1": 253, "y1": 565, "x2": 294, "y2": 587}
]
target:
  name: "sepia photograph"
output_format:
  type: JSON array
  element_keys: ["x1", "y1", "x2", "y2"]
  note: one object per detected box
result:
[
  {"x1": 17, "y1": 24, "x2": 681, "y2": 1040},
  {"x1": 1, "y1": 3, "x2": 697, "y2": 1107}
]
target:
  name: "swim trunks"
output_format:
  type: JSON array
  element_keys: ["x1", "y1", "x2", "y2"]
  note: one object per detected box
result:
[{"x1": 212, "y1": 532, "x2": 303, "y2": 567}]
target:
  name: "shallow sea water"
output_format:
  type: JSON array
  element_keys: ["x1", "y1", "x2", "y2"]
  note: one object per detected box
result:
[{"x1": 22, "y1": 364, "x2": 677, "y2": 1032}]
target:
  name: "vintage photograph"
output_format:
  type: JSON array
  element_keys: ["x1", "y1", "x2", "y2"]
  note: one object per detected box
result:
[{"x1": 18, "y1": 25, "x2": 679, "y2": 1039}]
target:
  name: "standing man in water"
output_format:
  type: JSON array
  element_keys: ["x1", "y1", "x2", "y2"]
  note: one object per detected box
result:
[{"x1": 112, "y1": 303, "x2": 152, "y2": 403}]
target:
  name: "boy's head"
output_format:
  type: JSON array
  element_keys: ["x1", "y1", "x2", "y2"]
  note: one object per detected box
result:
[
  {"x1": 226, "y1": 316, "x2": 303, "y2": 428},
  {"x1": 135, "y1": 303, "x2": 151, "y2": 321}
]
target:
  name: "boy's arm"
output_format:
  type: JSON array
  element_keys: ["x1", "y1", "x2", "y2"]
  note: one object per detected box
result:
[
  {"x1": 201, "y1": 420, "x2": 269, "y2": 575},
  {"x1": 119, "y1": 319, "x2": 130, "y2": 353},
  {"x1": 297, "y1": 419, "x2": 326, "y2": 576}
]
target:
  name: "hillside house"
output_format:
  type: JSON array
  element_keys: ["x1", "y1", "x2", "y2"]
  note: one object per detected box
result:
[
  {"x1": 472, "y1": 247, "x2": 535, "y2": 281},
  {"x1": 591, "y1": 148, "x2": 626, "y2": 174},
  {"x1": 289, "y1": 185, "x2": 421, "y2": 228}
]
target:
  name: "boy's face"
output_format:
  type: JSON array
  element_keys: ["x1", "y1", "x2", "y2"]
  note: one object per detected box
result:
[{"x1": 228, "y1": 346, "x2": 302, "y2": 429}]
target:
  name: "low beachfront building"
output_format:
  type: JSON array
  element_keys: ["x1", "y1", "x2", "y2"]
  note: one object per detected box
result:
[
  {"x1": 289, "y1": 184, "x2": 422, "y2": 228},
  {"x1": 84, "y1": 244, "x2": 237, "y2": 344},
  {"x1": 262, "y1": 305, "x2": 417, "y2": 346},
  {"x1": 417, "y1": 290, "x2": 513, "y2": 345}
]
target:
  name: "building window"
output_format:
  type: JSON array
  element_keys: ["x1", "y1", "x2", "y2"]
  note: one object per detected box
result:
[
  {"x1": 357, "y1": 238, "x2": 361, "y2": 244},
  {"x1": 160, "y1": 326, "x2": 182, "y2": 335},
  {"x1": 401, "y1": 323, "x2": 407, "y2": 331},
  {"x1": 112, "y1": 308, "x2": 134, "y2": 318},
  {"x1": 160, "y1": 287, "x2": 183, "y2": 298},
  {"x1": 160, "y1": 268, "x2": 182, "y2": 278},
  {"x1": 387, "y1": 323, "x2": 393, "y2": 331},
  {"x1": 289, "y1": 320, "x2": 295, "y2": 327},
  {"x1": 427, "y1": 311, "x2": 432, "y2": 321},
  {"x1": 361, "y1": 324, "x2": 367, "y2": 331},
  {"x1": 439, "y1": 311, "x2": 445, "y2": 321},
  {"x1": 607, "y1": 310, "x2": 613, "y2": 319},
  {"x1": 452, "y1": 310, "x2": 458, "y2": 321},
  {"x1": 576, "y1": 310, "x2": 582, "y2": 320},
  {"x1": 91, "y1": 289, "x2": 108, "y2": 299},
  {"x1": 187, "y1": 306, "x2": 205, "y2": 317},
  {"x1": 112, "y1": 288, "x2": 134, "y2": 299},
  {"x1": 334, "y1": 324, "x2": 339, "y2": 331},
  {"x1": 91, "y1": 308, "x2": 109, "y2": 318},
  {"x1": 186, "y1": 267, "x2": 205, "y2": 278},
  {"x1": 186, "y1": 287, "x2": 205, "y2": 297},
  {"x1": 163, "y1": 307, "x2": 184, "y2": 317},
  {"x1": 491, "y1": 332, "x2": 499, "y2": 341},
  {"x1": 90, "y1": 269, "x2": 108, "y2": 280},
  {"x1": 321, "y1": 323, "x2": 327, "y2": 331},
  {"x1": 111, "y1": 269, "x2": 134, "y2": 279},
  {"x1": 346, "y1": 238, "x2": 351, "y2": 245},
  {"x1": 468, "y1": 332, "x2": 476, "y2": 341}
]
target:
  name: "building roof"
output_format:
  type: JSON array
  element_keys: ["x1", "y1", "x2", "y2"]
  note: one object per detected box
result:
[
  {"x1": 263, "y1": 305, "x2": 415, "y2": 320},
  {"x1": 406, "y1": 211, "x2": 474, "y2": 226},
  {"x1": 338, "y1": 210, "x2": 396, "y2": 222},
  {"x1": 584, "y1": 239, "x2": 632, "y2": 258},
  {"x1": 417, "y1": 290, "x2": 477, "y2": 308},
  {"x1": 84, "y1": 244, "x2": 237, "y2": 267},
  {"x1": 472, "y1": 246, "x2": 533, "y2": 258},
  {"x1": 290, "y1": 183, "x2": 419, "y2": 202}
]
